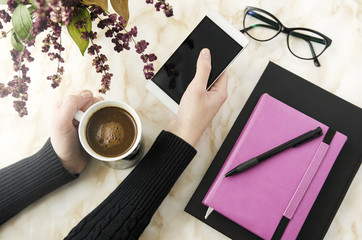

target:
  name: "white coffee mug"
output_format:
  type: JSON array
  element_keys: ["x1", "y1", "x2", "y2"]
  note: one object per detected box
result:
[{"x1": 74, "y1": 100, "x2": 144, "y2": 169}]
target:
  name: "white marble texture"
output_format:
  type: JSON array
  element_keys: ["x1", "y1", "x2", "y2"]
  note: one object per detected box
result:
[{"x1": 0, "y1": 0, "x2": 361, "y2": 239}]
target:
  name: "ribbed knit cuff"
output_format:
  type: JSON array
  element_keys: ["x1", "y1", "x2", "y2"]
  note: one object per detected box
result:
[
  {"x1": 65, "y1": 130, "x2": 197, "y2": 240},
  {"x1": 124, "y1": 130, "x2": 197, "y2": 199},
  {"x1": 0, "y1": 139, "x2": 78, "y2": 225}
]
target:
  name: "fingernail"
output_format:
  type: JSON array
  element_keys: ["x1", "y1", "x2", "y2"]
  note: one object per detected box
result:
[
  {"x1": 80, "y1": 90, "x2": 92, "y2": 99},
  {"x1": 201, "y1": 49, "x2": 210, "y2": 59}
]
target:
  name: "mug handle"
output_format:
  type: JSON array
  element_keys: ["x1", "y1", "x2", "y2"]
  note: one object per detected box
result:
[{"x1": 74, "y1": 110, "x2": 84, "y2": 122}]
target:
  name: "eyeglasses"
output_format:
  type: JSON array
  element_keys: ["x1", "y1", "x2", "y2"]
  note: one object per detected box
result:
[{"x1": 240, "y1": 6, "x2": 332, "y2": 67}]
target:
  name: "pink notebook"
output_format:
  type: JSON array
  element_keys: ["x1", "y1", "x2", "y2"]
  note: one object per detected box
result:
[{"x1": 202, "y1": 94, "x2": 347, "y2": 240}]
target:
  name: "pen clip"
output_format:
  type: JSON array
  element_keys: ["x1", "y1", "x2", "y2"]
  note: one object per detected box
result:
[{"x1": 293, "y1": 127, "x2": 323, "y2": 147}]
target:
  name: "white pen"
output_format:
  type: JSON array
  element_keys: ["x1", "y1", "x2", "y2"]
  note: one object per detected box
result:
[{"x1": 204, "y1": 207, "x2": 214, "y2": 219}]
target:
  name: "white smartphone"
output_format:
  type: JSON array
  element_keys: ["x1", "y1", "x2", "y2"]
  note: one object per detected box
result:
[{"x1": 146, "y1": 10, "x2": 249, "y2": 114}]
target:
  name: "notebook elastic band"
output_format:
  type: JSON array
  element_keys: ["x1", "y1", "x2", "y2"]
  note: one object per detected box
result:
[{"x1": 272, "y1": 127, "x2": 336, "y2": 239}]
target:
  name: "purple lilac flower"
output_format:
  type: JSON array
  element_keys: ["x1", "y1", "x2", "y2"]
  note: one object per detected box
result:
[
  {"x1": 32, "y1": 0, "x2": 50, "y2": 35},
  {"x1": 89, "y1": 7, "x2": 158, "y2": 82},
  {"x1": 74, "y1": 17, "x2": 87, "y2": 29},
  {"x1": 13, "y1": 100, "x2": 28, "y2": 117},
  {"x1": 141, "y1": 53, "x2": 157, "y2": 63},
  {"x1": 47, "y1": 67, "x2": 63, "y2": 88},
  {"x1": 99, "y1": 72, "x2": 113, "y2": 94},
  {"x1": 0, "y1": 48, "x2": 34, "y2": 116},
  {"x1": 145, "y1": 0, "x2": 173, "y2": 17},
  {"x1": 48, "y1": 0, "x2": 75, "y2": 26},
  {"x1": 0, "y1": 10, "x2": 11, "y2": 28},
  {"x1": 1, "y1": 0, "x2": 174, "y2": 116},
  {"x1": 7, "y1": 0, "x2": 17, "y2": 13},
  {"x1": 81, "y1": 16, "x2": 113, "y2": 94},
  {"x1": 88, "y1": 7, "x2": 156, "y2": 92},
  {"x1": 143, "y1": 63, "x2": 155, "y2": 79},
  {"x1": 135, "y1": 40, "x2": 149, "y2": 54}
]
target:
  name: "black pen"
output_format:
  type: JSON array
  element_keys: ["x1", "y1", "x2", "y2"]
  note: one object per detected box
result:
[{"x1": 224, "y1": 127, "x2": 323, "y2": 177}]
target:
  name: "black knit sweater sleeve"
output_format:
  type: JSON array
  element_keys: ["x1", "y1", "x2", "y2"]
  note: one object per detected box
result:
[
  {"x1": 0, "y1": 139, "x2": 78, "y2": 225},
  {"x1": 65, "y1": 130, "x2": 197, "y2": 240}
]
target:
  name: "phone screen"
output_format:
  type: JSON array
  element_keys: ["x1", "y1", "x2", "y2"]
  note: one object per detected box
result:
[{"x1": 151, "y1": 16, "x2": 244, "y2": 104}]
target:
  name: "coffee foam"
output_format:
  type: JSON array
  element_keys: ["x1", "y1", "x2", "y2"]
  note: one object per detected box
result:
[{"x1": 95, "y1": 121, "x2": 125, "y2": 149}]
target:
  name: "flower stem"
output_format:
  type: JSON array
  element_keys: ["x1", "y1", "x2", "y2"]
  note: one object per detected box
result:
[{"x1": 0, "y1": 28, "x2": 13, "y2": 40}]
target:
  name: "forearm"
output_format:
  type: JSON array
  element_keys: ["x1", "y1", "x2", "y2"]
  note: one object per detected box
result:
[
  {"x1": 65, "y1": 130, "x2": 197, "y2": 240},
  {"x1": 0, "y1": 139, "x2": 78, "y2": 225}
]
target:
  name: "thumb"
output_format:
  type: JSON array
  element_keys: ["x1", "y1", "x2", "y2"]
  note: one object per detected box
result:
[
  {"x1": 193, "y1": 48, "x2": 212, "y2": 89},
  {"x1": 57, "y1": 90, "x2": 94, "y2": 129}
]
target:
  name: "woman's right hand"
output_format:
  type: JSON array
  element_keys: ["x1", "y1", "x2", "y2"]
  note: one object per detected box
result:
[{"x1": 167, "y1": 48, "x2": 228, "y2": 147}]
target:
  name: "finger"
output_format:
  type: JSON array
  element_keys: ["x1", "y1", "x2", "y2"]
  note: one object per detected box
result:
[
  {"x1": 54, "y1": 89, "x2": 93, "y2": 111},
  {"x1": 93, "y1": 96, "x2": 104, "y2": 104},
  {"x1": 193, "y1": 48, "x2": 212, "y2": 88},
  {"x1": 209, "y1": 70, "x2": 228, "y2": 94},
  {"x1": 95, "y1": 96, "x2": 104, "y2": 102},
  {"x1": 77, "y1": 96, "x2": 104, "y2": 128},
  {"x1": 208, "y1": 71, "x2": 229, "y2": 104},
  {"x1": 57, "y1": 90, "x2": 93, "y2": 129},
  {"x1": 80, "y1": 96, "x2": 104, "y2": 112}
]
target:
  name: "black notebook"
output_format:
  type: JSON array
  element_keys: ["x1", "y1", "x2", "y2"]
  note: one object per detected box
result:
[{"x1": 185, "y1": 62, "x2": 362, "y2": 239}]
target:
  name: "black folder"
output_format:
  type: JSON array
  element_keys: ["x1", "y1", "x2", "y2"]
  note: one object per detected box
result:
[{"x1": 185, "y1": 62, "x2": 362, "y2": 239}]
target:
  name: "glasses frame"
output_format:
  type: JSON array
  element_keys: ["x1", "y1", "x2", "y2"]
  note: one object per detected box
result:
[{"x1": 241, "y1": 6, "x2": 332, "y2": 67}]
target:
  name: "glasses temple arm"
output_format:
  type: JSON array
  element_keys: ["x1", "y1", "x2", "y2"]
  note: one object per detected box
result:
[
  {"x1": 306, "y1": 40, "x2": 321, "y2": 67},
  {"x1": 288, "y1": 31, "x2": 326, "y2": 45},
  {"x1": 313, "y1": 57, "x2": 321, "y2": 67},
  {"x1": 241, "y1": 23, "x2": 279, "y2": 33},
  {"x1": 298, "y1": 38, "x2": 321, "y2": 67}
]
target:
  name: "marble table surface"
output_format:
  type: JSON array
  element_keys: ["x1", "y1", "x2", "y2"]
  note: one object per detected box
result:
[{"x1": 0, "y1": 0, "x2": 361, "y2": 239}]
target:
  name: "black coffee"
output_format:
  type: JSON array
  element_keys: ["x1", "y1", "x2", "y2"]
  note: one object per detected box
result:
[{"x1": 86, "y1": 106, "x2": 137, "y2": 157}]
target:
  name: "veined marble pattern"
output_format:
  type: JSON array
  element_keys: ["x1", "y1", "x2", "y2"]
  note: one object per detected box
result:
[{"x1": 0, "y1": 0, "x2": 361, "y2": 239}]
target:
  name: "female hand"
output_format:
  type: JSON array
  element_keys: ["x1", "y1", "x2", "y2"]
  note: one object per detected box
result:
[
  {"x1": 50, "y1": 90, "x2": 103, "y2": 174},
  {"x1": 168, "y1": 48, "x2": 228, "y2": 146}
]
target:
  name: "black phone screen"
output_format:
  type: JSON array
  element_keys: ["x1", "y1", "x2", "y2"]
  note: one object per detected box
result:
[{"x1": 151, "y1": 16, "x2": 244, "y2": 104}]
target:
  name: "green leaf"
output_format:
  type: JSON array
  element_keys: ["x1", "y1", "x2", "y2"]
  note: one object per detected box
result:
[
  {"x1": 110, "y1": 0, "x2": 129, "y2": 25},
  {"x1": 0, "y1": 0, "x2": 7, "y2": 5},
  {"x1": 81, "y1": 0, "x2": 108, "y2": 11},
  {"x1": 67, "y1": 8, "x2": 92, "y2": 56},
  {"x1": 12, "y1": 4, "x2": 33, "y2": 40},
  {"x1": 11, "y1": 32, "x2": 25, "y2": 52},
  {"x1": 28, "y1": 3, "x2": 37, "y2": 12}
]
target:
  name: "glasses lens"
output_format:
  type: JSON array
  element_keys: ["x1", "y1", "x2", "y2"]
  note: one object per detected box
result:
[
  {"x1": 243, "y1": 9, "x2": 281, "y2": 41},
  {"x1": 288, "y1": 30, "x2": 327, "y2": 59}
]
